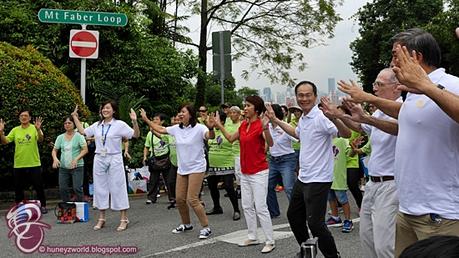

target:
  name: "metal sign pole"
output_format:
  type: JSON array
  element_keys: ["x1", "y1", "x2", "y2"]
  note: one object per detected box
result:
[
  {"x1": 80, "y1": 24, "x2": 87, "y2": 104},
  {"x1": 219, "y1": 32, "x2": 225, "y2": 104}
]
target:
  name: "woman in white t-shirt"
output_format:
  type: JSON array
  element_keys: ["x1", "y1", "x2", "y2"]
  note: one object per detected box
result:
[{"x1": 140, "y1": 104, "x2": 216, "y2": 240}]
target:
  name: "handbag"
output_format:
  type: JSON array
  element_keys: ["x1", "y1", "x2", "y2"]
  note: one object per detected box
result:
[
  {"x1": 147, "y1": 135, "x2": 170, "y2": 171},
  {"x1": 54, "y1": 202, "x2": 77, "y2": 224}
]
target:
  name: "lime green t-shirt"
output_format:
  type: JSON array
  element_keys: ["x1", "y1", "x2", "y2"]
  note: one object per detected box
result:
[
  {"x1": 289, "y1": 118, "x2": 301, "y2": 151},
  {"x1": 144, "y1": 131, "x2": 169, "y2": 157},
  {"x1": 225, "y1": 120, "x2": 241, "y2": 156},
  {"x1": 332, "y1": 137, "x2": 348, "y2": 190},
  {"x1": 166, "y1": 135, "x2": 177, "y2": 167},
  {"x1": 54, "y1": 132, "x2": 86, "y2": 169},
  {"x1": 208, "y1": 130, "x2": 234, "y2": 168},
  {"x1": 6, "y1": 124, "x2": 41, "y2": 168},
  {"x1": 346, "y1": 130, "x2": 360, "y2": 168}
]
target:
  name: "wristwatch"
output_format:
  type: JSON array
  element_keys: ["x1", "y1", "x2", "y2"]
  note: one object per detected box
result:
[{"x1": 437, "y1": 84, "x2": 445, "y2": 90}]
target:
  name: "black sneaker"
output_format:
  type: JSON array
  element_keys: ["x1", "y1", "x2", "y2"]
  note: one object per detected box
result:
[
  {"x1": 206, "y1": 208, "x2": 223, "y2": 215},
  {"x1": 40, "y1": 206, "x2": 48, "y2": 214},
  {"x1": 172, "y1": 224, "x2": 193, "y2": 234},
  {"x1": 233, "y1": 211, "x2": 241, "y2": 221}
]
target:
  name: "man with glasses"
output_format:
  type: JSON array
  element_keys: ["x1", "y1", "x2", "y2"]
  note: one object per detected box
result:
[{"x1": 198, "y1": 106, "x2": 208, "y2": 124}]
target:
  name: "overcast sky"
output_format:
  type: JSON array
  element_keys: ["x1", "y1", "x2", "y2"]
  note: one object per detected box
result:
[{"x1": 179, "y1": 0, "x2": 371, "y2": 94}]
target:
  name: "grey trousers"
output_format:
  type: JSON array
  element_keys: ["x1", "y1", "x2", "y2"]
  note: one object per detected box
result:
[
  {"x1": 360, "y1": 180, "x2": 398, "y2": 258},
  {"x1": 59, "y1": 166, "x2": 84, "y2": 202}
]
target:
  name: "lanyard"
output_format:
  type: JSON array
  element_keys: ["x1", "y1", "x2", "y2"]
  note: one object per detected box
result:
[{"x1": 101, "y1": 124, "x2": 111, "y2": 147}]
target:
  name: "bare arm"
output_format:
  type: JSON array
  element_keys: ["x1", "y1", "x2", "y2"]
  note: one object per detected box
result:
[
  {"x1": 140, "y1": 108, "x2": 168, "y2": 134},
  {"x1": 143, "y1": 147, "x2": 149, "y2": 165},
  {"x1": 51, "y1": 148, "x2": 60, "y2": 168},
  {"x1": 71, "y1": 106, "x2": 86, "y2": 135},
  {"x1": 215, "y1": 112, "x2": 239, "y2": 143},
  {"x1": 330, "y1": 118, "x2": 352, "y2": 138},
  {"x1": 262, "y1": 114, "x2": 274, "y2": 147},
  {"x1": 71, "y1": 144, "x2": 88, "y2": 168},
  {"x1": 34, "y1": 117, "x2": 44, "y2": 142},
  {"x1": 0, "y1": 119, "x2": 9, "y2": 144},
  {"x1": 129, "y1": 109, "x2": 140, "y2": 138},
  {"x1": 360, "y1": 115, "x2": 398, "y2": 136},
  {"x1": 337, "y1": 80, "x2": 401, "y2": 119},
  {"x1": 265, "y1": 104, "x2": 298, "y2": 139}
]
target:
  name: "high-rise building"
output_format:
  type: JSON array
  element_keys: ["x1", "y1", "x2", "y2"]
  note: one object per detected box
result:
[
  {"x1": 328, "y1": 78, "x2": 336, "y2": 95},
  {"x1": 262, "y1": 87, "x2": 272, "y2": 102}
]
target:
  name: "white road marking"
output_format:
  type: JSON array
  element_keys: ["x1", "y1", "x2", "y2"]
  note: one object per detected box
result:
[{"x1": 147, "y1": 219, "x2": 360, "y2": 257}]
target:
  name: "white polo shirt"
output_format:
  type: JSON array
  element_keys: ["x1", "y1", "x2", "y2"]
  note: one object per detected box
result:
[
  {"x1": 85, "y1": 119, "x2": 134, "y2": 155},
  {"x1": 295, "y1": 105, "x2": 338, "y2": 183},
  {"x1": 166, "y1": 123, "x2": 208, "y2": 175},
  {"x1": 395, "y1": 68, "x2": 459, "y2": 219},
  {"x1": 268, "y1": 123, "x2": 296, "y2": 157},
  {"x1": 361, "y1": 98, "x2": 401, "y2": 177}
]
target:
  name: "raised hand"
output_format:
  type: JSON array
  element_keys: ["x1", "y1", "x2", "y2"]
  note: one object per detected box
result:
[
  {"x1": 206, "y1": 112, "x2": 216, "y2": 129},
  {"x1": 342, "y1": 99, "x2": 367, "y2": 123},
  {"x1": 337, "y1": 80, "x2": 373, "y2": 103},
  {"x1": 392, "y1": 45, "x2": 430, "y2": 94},
  {"x1": 319, "y1": 96, "x2": 341, "y2": 119},
  {"x1": 129, "y1": 108, "x2": 137, "y2": 121},
  {"x1": 264, "y1": 103, "x2": 276, "y2": 121},
  {"x1": 261, "y1": 112, "x2": 270, "y2": 129},
  {"x1": 350, "y1": 136, "x2": 364, "y2": 151},
  {"x1": 139, "y1": 108, "x2": 148, "y2": 121},
  {"x1": 71, "y1": 105, "x2": 79, "y2": 118},
  {"x1": 0, "y1": 118, "x2": 5, "y2": 132},
  {"x1": 34, "y1": 117, "x2": 43, "y2": 129}
]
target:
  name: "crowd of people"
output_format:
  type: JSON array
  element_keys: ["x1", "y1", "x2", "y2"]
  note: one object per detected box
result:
[{"x1": 1, "y1": 27, "x2": 458, "y2": 257}]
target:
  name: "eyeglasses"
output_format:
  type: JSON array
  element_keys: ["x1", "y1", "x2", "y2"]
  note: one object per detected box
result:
[
  {"x1": 372, "y1": 81, "x2": 397, "y2": 88},
  {"x1": 198, "y1": 110, "x2": 207, "y2": 112}
]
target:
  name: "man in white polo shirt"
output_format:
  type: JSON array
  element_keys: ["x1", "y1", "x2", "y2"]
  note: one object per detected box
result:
[
  {"x1": 333, "y1": 68, "x2": 401, "y2": 258},
  {"x1": 338, "y1": 28, "x2": 459, "y2": 257},
  {"x1": 266, "y1": 81, "x2": 351, "y2": 258}
]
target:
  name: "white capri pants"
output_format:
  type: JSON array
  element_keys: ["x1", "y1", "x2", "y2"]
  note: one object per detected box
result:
[{"x1": 93, "y1": 153, "x2": 129, "y2": 210}]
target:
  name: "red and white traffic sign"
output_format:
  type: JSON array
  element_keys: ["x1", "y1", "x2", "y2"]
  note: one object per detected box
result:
[{"x1": 69, "y1": 29, "x2": 99, "y2": 59}]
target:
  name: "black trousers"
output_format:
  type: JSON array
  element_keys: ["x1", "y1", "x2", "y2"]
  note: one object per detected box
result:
[
  {"x1": 14, "y1": 166, "x2": 47, "y2": 207},
  {"x1": 147, "y1": 162, "x2": 178, "y2": 202},
  {"x1": 347, "y1": 167, "x2": 362, "y2": 208},
  {"x1": 287, "y1": 180, "x2": 339, "y2": 258},
  {"x1": 207, "y1": 174, "x2": 239, "y2": 212}
]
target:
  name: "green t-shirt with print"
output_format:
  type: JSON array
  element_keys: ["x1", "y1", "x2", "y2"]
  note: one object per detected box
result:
[
  {"x1": 208, "y1": 130, "x2": 234, "y2": 168},
  {"x1": 289, "y1": 118, "x2": 301, "y2": 151},
  {"x1": 332, "y1": 137, "x2": 348, "y2": 190},
  {"x1": 144, "y1": 131, "x2": 169, "y2": 157},
  {"x1": 346, "y1": 130, "x2": 360, "y2": 168},
  {"x1": 225, "y1": 120, "x2": 240, "y2": 156},
  {"x1": 54, "y1": 132, "x2": 86, "y2": 169},
  {"x1": 166, "y1": 135, "x2": 177, "y2": 167},
  {"x1": 6, "y1": 125, "x2": 41, "y2": 168}
]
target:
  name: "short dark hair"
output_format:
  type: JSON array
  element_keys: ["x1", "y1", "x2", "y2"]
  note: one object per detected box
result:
[
  {"x1": 391, "y1": 28, "x2": 441, "y2": 68},
  {"x1": 245, "y1": 95, "x2": 265, "y2": 116},
  {"x1": 271, "y1": 104, "x2": 284, "y2": 120},
  {"x1": 218, "y1": 110, "x2": 227, "y2": 125},
  {"x1": 294, "y1": 81, "x2": 318, "y2": 96},
  {"x1": 179, "y1": 103, "x2": 197, "y2": 128},
  {"x1": 63, "y1": 116, "x2": 74, "y2": 124},
  {"x1": 18, "y1": 109, "x2": 31, "y2": 117},
  {"x1": 399, "y1": 235, "x2": 459, "y2": 258},
  {"x1": 154, "y1": 113, "x2": 168, "y2": 122}
]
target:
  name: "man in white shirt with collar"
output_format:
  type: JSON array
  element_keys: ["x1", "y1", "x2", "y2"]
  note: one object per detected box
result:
[
  {"x1": 332, "y1": 68, "x2": 401, "y2": 258},
  {"x1": 266, "y1": 81, "x2": 351, "y2": 258},
  {"x1": 339, "y1": 28, "x2": 459, "y2": 257}
]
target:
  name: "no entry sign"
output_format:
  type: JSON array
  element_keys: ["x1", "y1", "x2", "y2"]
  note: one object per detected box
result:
[{"x1": 69, "y1": 29, "x2": 99, "y2": 59}]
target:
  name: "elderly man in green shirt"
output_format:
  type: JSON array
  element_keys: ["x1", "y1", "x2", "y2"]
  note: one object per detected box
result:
[{"x1": 0, "y1": 110, "x2": 48, "y2": 214}]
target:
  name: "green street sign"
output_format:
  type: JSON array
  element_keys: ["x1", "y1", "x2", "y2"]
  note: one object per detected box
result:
[{"x1": 38, "y1": 9, "x2": 128, "y2": 27}]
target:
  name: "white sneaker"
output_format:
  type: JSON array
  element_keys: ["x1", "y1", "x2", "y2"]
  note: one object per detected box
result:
[
  {"x1": 261, "y1": 243, "x2": 275, "y2": 253},
  {"x1": 172, "y1": 224, "x2": 193, "y2": 233},
  {"x1": 238, "y1": 239, "x2": 259, "y2": 247},
  {"x1": 199, "y1": 228, "x2": 212, "y2": 239}
]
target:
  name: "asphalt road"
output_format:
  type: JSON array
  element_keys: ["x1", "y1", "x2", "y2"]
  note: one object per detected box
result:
[{"x1": 1, "y1": 189, "x2": 362, "y2": 258}]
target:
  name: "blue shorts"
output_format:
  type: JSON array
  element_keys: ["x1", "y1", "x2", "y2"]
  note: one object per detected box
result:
[{"x1": 328, "y1": 190, "x2": 348, "y2": 205}]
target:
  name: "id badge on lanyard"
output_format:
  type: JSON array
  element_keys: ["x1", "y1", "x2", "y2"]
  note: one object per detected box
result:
[{"x1": 101, "y1": 124, "x2": 111, "y2": 156}]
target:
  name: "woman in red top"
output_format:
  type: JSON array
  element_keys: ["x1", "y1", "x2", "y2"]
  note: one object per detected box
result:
[{"x1": 216, "y1": 95, "x2": 275, "y2": 254}]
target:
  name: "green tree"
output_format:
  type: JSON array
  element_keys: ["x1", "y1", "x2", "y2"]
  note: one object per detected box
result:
[
  {"x1": 177, "y1": 0, "x2": 342, "y2": 105},
  {"x1": 0, "y1": 42, "x2": 89, "y2": 190},
  {"x1": 350, "y1": 0, "x2": 443, "y2": 92}
]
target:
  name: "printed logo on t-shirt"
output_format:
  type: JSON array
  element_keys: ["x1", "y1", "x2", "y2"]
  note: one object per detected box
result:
[
  {"x1": 332, "y1": 145, "x2": 340, "y2": 160},
  {"x1": 17, "y1": 134, "x2": 32, "y2": 145}
]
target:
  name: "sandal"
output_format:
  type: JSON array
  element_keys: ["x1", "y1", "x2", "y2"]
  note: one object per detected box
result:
[
  {"x1": 116, "y1": 219, "x2": 129, "y2": 232},
  {"x1": 93, "y1": 218, "x2": 106, "y2": 231}
]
